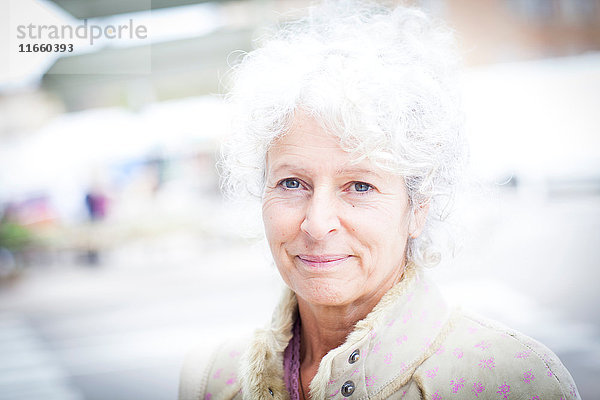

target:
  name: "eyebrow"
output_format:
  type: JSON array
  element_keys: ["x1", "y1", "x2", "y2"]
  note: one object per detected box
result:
[
  {"x1": 269, "y1": 163, "x2": 384, "y2": 180},
  {"x1": 336, "y1": 167, "x2": 384, "y2": 180},
  {"x1": 269, "y1": 163, "x2": 311, "y2": 176}
]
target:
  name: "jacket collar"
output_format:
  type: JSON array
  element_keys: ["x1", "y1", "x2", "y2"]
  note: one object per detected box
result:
[{"x1": 239, "y1": 265, "x2": 452, "y2": 400}]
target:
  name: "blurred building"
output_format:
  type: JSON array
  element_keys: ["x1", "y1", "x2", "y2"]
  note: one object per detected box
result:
[{"x1": 442, "y1": 0, "x2": 600, "y2": 64}]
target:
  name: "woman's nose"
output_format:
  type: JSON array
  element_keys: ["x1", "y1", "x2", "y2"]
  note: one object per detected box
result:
[{"x1": 300, "y1": 190, "x2": 341, "y2": 241}]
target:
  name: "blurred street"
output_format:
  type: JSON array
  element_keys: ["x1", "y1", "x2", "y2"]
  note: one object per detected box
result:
[
  {"x1": 0, "y1": 190, "x2": 599, "y2": 400},
  {"x1": 0, "y1": 226, "x2": 283, "y2": 400}
]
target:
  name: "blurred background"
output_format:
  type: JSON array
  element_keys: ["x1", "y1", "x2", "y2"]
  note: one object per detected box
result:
[{"x1": 0, "y1": 0, "x2": 599, "y2": 399}]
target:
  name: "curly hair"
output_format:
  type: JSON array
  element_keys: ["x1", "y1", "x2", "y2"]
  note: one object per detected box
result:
[{"x1": 220, "y1": 0, "x2": 467, "y2": 268}]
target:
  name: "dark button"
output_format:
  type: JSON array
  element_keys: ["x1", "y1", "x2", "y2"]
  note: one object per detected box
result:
[
  {"x1": 268, "y1": 388, "x2": 273, "y2": 396},
  {"x1": 348, "y1": 349, "x2": 360, "y2": 364},
  {"x1": 341, "y1": 380, "x2": 355, "y2": 397}
]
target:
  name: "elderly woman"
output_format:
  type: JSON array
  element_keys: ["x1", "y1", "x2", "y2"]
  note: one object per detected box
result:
[{"x1": 180, "y1": 2, "x2": 579, "y2": 400}]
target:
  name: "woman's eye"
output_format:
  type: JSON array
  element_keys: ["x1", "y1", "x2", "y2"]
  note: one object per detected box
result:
[
  {"x1": 353, "y1": 182, "x2": 372, "y2": 192},
  {"x1": 281, "y1": 178, "x2": 301, "y2": 189}
]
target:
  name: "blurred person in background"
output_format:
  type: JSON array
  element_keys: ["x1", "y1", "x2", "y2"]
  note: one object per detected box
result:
[
  {"x1": 83, "y1": 182, "x2": 109, "y2": 265},
  {"x1": 180, "y1": 1, "x2": 579, "y2": 399}
]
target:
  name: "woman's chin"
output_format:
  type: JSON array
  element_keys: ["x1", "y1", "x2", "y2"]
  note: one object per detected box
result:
[{"x1": 293, "y1": 281, "x2": 353, "y2": 307}]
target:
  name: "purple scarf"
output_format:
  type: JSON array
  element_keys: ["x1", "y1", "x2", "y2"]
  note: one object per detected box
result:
[{"x1": 283, "y1": 318, "x2": 301, "y2": 400}]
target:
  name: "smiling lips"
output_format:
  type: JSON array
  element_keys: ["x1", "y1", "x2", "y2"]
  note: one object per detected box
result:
[{"x1": 297, "y1": 254, "x2": 350, "y2": 269}]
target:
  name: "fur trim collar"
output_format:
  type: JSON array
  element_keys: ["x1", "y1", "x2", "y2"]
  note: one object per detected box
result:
[
  {"x1": 240, "y1": 288, "x2": 297, "y2": 400},
  {"x1": 239, "y1": 265, "x2": 449, "y2": 399}
]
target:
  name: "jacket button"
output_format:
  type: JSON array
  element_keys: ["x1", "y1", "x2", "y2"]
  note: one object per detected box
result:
[
  {"x1": 348, "y1": 349, "x2": 360, "y2": 364},
  {"x1": 341, "y1": 380, "x2": 355, "y2": 397}
]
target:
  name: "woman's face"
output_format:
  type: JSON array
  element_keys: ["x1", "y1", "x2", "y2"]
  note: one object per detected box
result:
[{"x1": 262, "y1": 113, "x2": 428, "y2": 307}]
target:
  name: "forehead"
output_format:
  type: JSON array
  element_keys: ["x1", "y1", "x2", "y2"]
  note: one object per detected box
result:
[
  {"x1": 267, "y1": 113, "x2": 353, "y2": 164},
  {"x1": 272, "y1": 113, "x2": 340, "y2": 150},
  {"x1": 265, "y1": 113, "x2": 387, "y2": 179}
]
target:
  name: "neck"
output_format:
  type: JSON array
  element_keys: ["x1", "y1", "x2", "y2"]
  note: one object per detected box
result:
[
  {"x1": 297, "y1": 267, "x2": 405, "y2": 366},
  {"x1": 297, "y1": 298, "x2": 373, "y2": 364}
]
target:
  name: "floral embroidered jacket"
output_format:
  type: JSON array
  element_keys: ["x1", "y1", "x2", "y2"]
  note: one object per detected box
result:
[{"x1": 179, "y1": 267, "x2": 580, "y2": 400}]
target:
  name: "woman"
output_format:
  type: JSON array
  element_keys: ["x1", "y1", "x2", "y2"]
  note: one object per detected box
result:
[{"x1": 180, "y1": 2, "x2": 579, "y2": 399}]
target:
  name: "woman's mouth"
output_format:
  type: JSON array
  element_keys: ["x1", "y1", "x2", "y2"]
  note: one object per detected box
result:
[{"x1": 297, "y1": 254, "x2": 350, "y2": 269}]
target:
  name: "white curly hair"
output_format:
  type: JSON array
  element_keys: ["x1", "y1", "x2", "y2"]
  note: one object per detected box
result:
[{"x1": 220, "y1": 0, "x2": 467, "y2": 268}]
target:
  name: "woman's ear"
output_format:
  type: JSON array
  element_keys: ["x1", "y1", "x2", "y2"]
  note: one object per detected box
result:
[{"x1": 408, "y1": 201, "x2": 429, "y2": 239}]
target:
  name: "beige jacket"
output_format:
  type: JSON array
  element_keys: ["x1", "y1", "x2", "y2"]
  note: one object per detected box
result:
[{"x1": 179, "y1": 267, "x2": 580, "y2": 400}]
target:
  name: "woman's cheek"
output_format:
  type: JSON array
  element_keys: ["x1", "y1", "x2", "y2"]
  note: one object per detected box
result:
[{"x1": 263, "y1": 197, "x2": 303, "y2": 238}]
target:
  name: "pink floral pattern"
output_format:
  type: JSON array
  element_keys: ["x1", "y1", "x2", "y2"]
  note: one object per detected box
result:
[
  {"x1": 472, "y1": 381, "x2": 485, "y2": 397},
  {"x1": 396, "y1": 334, "x2": 408, "y2": 345},
  {"x1": 372, "y1": 341, "x2": 381, "y2": 354},
  {"x1": 432, "y1": 392, "x2": 442, "y2": 400},
  {"x1": 384, "y1": 352, "x2": 393, "y2": 365},
  {"x1": 365, "y1": 376, "x2": 377, "y2": 387},
  {"x1": 426, "y1": 367, "x2": 438, "y2": 378},
  {"x1": 453, "y1": 348, "x2": 464, "y2": 359},
  {"x1": 478, "y1": 357, "x2": 496, "y2": 370},
  {"x1": 515, "y1": 350, "x2": 531, "y2": 359},
  {"x1": 541, "y1": 353, "x2": 552, "y2": 363},
  {"x1": 225, "y1": 373, "x2": 236, "y2": 385},
  {"x1": 570, "y1": 383, "x2": 578, "y2": 397},
  {"x1": 450, "y1": 378, "x2": 465, "y2": 393},
  {"x1": 523, "y1": 369, "x2": 535, "y2": 383},
  {"x1": 474, "y1": 340, "x2": 490, "y2": 350},
  {"x1": 497, "y1": 382, "x2": 511, "y2": 399}
]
